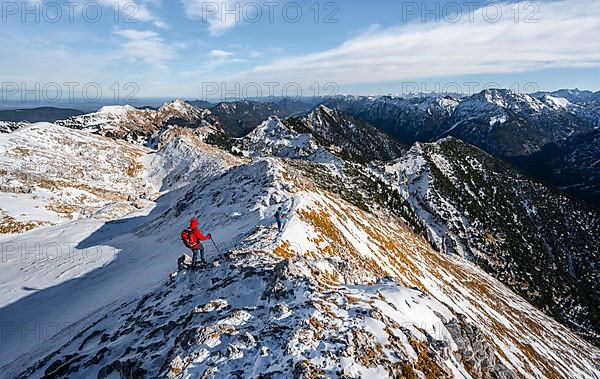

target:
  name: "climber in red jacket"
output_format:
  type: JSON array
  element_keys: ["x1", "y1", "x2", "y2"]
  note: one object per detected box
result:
[{"x1": 181, "y1": 217, "x2": 211, "y2": 268}]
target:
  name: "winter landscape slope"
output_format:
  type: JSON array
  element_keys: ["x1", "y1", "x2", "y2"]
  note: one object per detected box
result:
[
  {"x1": 1, "y1": 126, "x2": 598, "y2": 378},
  {"x1": 0, "y1": 101, "x2": 599, "y2": 378},
  {"x1": 380, "y1": 138, "x2": 600, "y2": 345},
  {"x1": 510, "y1": 128, "x2": 600, "y2": 207},
  {"x1": 0, "y1": 123, "x2": 154, "y2": 233},
  {"x1": 0, "y1": 125, "x2": 242, "y2": 369},
  {"x1": 236, "y1": 114, "x2": 600, "y2": 346}
]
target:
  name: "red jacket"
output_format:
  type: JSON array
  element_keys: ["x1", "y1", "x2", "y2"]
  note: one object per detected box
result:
[{"x1": 188, "y1": 218, "x2": 210, "y2": 248}]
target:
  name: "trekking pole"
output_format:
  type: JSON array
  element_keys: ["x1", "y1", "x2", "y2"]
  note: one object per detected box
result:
[{"x1": 210, "y1": 236, "x2": 222, "y2": 256}]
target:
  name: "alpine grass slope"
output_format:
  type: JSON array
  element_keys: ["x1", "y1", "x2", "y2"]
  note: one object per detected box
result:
[{"x1": 233, "y1": 110, "x2": 600, "y2": 347}]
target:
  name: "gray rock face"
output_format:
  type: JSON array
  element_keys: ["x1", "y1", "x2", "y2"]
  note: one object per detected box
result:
[
  {"x1": 0, "y1": 121, "x2": 29, "y2": 133},
  {"x1": 445, "y1": 315, "x2": 516, "y2": 379}
]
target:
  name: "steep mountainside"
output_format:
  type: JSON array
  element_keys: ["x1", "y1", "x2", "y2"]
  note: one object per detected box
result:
[
  {"x1": 381, "y1": 138, "x2": 600, "y2": 344},
  {"x1": 204, "y1": 106, "x2": 600, "y2": 345},
  {"x1": 1, "y1": 129, "x2": 599, "y2": 378},
  {"x1": 221, "y1": 105, "x2": 405, "y2": 165},
  {"x1": 284, "y1": 105, "x2": 406, "y2": 162},
  {"x1": 511, "y1": 128, "x2": 600, "y2": 207},
  {"x1": 324, "y1": 90, "x2": 600, "y2": 157},
  {"x1": 322, "y1": 94, "x2": 459, "y2": 144},
  {"x1": 446, "y1": 89, "x2": 600, "y2": 157}
]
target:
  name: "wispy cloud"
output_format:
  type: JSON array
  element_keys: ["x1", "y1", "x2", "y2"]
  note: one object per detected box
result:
[
  {"x1": 114, "y1": 29, "x2": 178, "y2": 68},
  {"x1": 209, "y1": 49, "x2": 235, "y2": 59},
  {"x1": 195, "y1": 49, "x2": 248, "y2": 72},
  {"x1": 181, "y1": 0, "x2": 248, "y2": 36},
  {"x1": 226, "y1": 0, "x2": 600, "y2": 86}
]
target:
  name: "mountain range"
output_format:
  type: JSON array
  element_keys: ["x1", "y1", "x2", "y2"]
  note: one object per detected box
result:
[
  {"x1": 0, "y1": 91, "x2": 599, "y2": 378},
  {"x1": 322, "y1": 89, "x2": 600, "y2": 207}
]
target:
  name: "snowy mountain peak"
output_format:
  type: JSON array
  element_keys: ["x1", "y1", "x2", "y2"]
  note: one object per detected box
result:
[
  {"x1": 307, "y1": 104, "x2": 347, "y2": 123},
  {"x1": 247, "y1": 117, "x2": 292, "y2": 140},
  {"x1": 543, "y1": 94, "x2": 573, "y2": 109},
  {"x1": 54, "y1": 100, "x2": 217, "y2": 145},
  {"x1": 475, "y1": 88, "x2": 545, "y2": 112},
  {"x1": 240, "y1": 116, "x2": 318, "y2": 159},
  {"x1": 159, "y1": 99, "x2": 200, "y2": 115},
  {"x1": 97, "y1": 104, "x2": 137, "y2": 116},
  {"x1": 314, "y1": 103, "x2": 336, "y2": 114}
]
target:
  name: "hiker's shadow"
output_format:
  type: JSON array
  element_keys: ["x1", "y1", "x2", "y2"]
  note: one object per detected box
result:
[{"x1": 76, "y1": 191, "x2": 176, "y2": 249}]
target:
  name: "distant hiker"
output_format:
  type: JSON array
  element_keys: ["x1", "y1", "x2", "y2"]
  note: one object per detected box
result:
[
  {"x1": 181, "y1": 217, "x2": 211, "y2": 269},
  {"x1": 275, "y1": 207, "x2": 285, "y2": 232}
]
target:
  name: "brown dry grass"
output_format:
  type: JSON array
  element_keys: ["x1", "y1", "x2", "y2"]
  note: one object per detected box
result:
[
  {"x1": 0, "y1": 214, "x2": 50, "y2": 234},
  {"x1": 272, "y1": 240, "x2": 297, "y2": 259},
  {"x1": 408, "y1": 337, "x2": 448, "y2": 378}
]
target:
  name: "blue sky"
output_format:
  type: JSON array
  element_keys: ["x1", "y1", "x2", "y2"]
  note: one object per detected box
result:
[{"x1": 1, "y1": 0, "x2": 600, "y2": 103}]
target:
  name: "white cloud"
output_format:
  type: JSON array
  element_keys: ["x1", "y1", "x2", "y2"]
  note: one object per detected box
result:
[
  {"x1": 114, "y1": 29, "x2": 178, "y2": 68},
  {"x1": 181, "y1": 0, "x2": 245, "y2": 36},
  {"x1": 200, "y1": 49, "x2": 247, "y2": 70},
  {"x1": 227, "y1": 0, "x2": 600, "y2": 86},
  {"x1": 153, "y1": 20, "x2": 169, "y2": 29},
  {"x1": 210, "y1": 49, "x2": 235, "y2": 59}
]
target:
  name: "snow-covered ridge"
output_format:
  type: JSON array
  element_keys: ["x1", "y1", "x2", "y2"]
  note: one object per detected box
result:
[
  {"x1": 542, "y1": 94, "x2": 572, "y2": 109},
  {"x1": 0, "y1": 123, "x2": 154, "y2": 229},
  {"x1": 0, "y1": 128, "x2": 253, "y2": 368},
  {"x1": 55, "y1": 100, "x2": 217, "y2": 145},
  {"x1": 240, "y1": 116, "x2": 318, "y2": 158},
  {"x1": 3, "y1": 156, "x2": 599, "y2": 377},
  {"x1": 0, "y1": 120, "x2": 30, "y2": 133}
]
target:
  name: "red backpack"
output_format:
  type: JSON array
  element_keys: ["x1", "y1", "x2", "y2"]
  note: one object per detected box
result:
[{"x1": 181, "y1": 228, "x2": 199, "y2": 248}]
